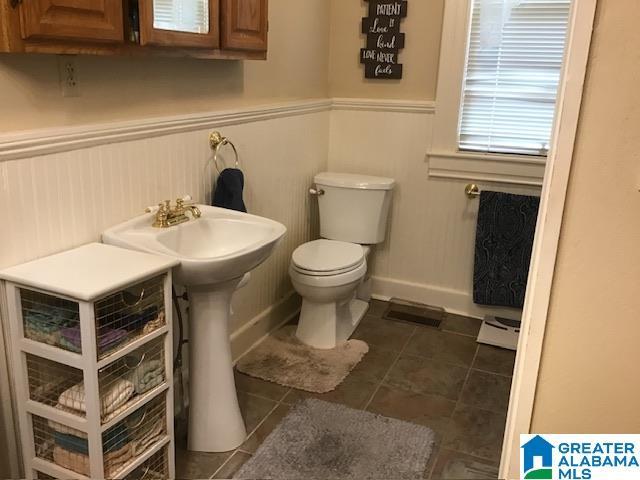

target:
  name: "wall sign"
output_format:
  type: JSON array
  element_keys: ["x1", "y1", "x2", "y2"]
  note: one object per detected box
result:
[{"x1": 360, "y1": 0, "x2": 407, "y2": 80}]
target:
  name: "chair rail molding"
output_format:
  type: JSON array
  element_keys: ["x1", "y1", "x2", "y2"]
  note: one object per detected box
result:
[
  {"x1": 0, "y1": 98, "x2": 441, "y2": 162},
  {"x1": 0, "y1": 99, "x2": 333, "y2": 162}
]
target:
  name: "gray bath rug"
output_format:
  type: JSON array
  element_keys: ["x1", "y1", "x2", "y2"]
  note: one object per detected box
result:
[
  {"x1": 236, "y1": 326, "x2": 369, "y2": 393},
  {"x1": 234, "y1": 399, "x2": 436, "y2": 479}
]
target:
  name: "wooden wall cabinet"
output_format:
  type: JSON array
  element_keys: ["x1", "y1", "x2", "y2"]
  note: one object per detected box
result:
[
  {"x1": 0, "y1": 0, "x2": 268, "y2": 60},
  {"x1": 221, "y1": 0, "x2": 268, "y2": 52},
  {"x1": 18, "y1": 0, "x2": 124, "y2": 43}
]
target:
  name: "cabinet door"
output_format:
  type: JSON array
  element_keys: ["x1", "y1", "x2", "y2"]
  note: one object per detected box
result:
[
  {"x1": 221, "y1": 0, "x2": 267, "y2": 51},
  {"x1": 19, "y1": 0, "x2": 124, "y2": 43},
  {"x1": 139, "y1": 0, "x2": 219, "y2": 48}
]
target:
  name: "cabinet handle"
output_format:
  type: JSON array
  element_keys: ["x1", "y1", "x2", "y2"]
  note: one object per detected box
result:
[{"x1": 309, "y1": 188, "x2": 325, "y2": 196}]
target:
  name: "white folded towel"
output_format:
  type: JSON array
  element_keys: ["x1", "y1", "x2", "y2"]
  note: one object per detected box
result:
[{"x1": 58, "y1": 378, "x2": 134, "y2": 418}]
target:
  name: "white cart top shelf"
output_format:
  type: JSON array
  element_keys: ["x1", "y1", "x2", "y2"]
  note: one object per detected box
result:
[{"x1": 0, "y1": 243, "x2": 178, "y2": 301}]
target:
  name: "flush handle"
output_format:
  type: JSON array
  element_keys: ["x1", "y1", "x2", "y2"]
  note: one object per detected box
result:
[{"x1": 309, "y1": 188, "x2": 325, "y2": 196}]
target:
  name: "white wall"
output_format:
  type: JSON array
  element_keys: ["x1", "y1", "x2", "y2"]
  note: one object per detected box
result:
[{"x1": 329, "y1": 105, "x2": 541, "y2": 318}]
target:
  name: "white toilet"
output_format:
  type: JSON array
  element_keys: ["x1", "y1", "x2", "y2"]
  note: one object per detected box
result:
[{"x1": 289, "y1": 172, "x2": 395, "y2": 349}]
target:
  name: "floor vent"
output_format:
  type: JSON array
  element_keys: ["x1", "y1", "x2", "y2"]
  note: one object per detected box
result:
[{"x1": 383, "y1": 299, "x2": 445, "y2": 328}]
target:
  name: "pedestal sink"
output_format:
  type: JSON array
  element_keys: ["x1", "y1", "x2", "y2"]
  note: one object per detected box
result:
[{"x1": 103, "y1": 205, "x2": 286, "y2": 452}]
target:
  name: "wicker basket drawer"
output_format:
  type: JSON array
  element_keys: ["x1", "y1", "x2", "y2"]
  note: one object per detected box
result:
[
  {"x1": 94, "y1": 275, "x2": 166, "y2": 360},
  {"x1": 19, "y1": 274, "x2": 166, "y2": 359},
  {"x1": 20, "y1": 289, "x2": 80, "y2": 352},
  {"x1": 26, "y1": 336, "x2": 167, "y2": 423},
  {"x1": 32, "y1": 395, "x2": 168, "y2": 478},
  {"x1": 123, "y1": 446, "x2": 169, "y2": 480}
]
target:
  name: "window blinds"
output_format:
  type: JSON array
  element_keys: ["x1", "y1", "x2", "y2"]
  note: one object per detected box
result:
[
  {"x1": 458, "y1": 0, "x2": 571, "y2": 156},
  {"x1": 153, "y1": 0, "x2": 209, "y2": 34}
]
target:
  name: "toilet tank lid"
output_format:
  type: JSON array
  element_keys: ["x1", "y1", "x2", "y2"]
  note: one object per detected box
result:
[{"x1": 314, "y1": 172, "x2": 395, "y2": 190}]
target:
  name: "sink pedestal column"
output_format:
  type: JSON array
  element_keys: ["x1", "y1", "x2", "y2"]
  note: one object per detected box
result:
[{"x1": 187, "y1": 277, "x2": 247, "y2": 452}]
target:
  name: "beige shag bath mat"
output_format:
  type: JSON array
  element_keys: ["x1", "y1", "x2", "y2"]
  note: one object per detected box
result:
[{"x1": 236, "y1": 326, "x2": 369, "y2": 393}]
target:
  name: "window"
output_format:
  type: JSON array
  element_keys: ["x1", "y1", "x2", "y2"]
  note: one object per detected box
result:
[
  {"x1": 458, "y1": 0, "x2": 571, "y2": 156},
  {"x1": 153, "y1": 0, "x2": 210, "y2": 34}
]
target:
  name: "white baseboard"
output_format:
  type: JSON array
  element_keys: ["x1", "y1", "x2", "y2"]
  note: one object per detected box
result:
[
  {"x1": 230, "y1": 291, "x2": 301, "y2": 363},
  {"x1": 371, "y1": 275, "x2": 522, "y2": 320}
]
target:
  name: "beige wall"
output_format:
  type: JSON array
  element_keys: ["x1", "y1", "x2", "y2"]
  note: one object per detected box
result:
[
  {"x1": 531, "y1": 0, "x2": 640, "y2": 432},
  {"x1": 0, "y1": 411, "x2": 10, "y2": 477},
  {"x1": 329, "y1": 0, "x2": 444, "y2": 100},
  {"x1": 0, "y1": 0, "x2": 329, "y2": 132}
]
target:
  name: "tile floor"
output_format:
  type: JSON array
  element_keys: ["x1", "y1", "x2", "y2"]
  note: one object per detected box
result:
[{"x1": 176, "y1": 300, "x2": 515, "y2": 479}]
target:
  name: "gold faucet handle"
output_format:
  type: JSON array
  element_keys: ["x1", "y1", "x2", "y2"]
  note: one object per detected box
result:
[
  {"x1": 145, "y1": 202, "x2": 169, "y2": 214},
  {"x1": 176, "y1": 195, "x2": 195, "y2": 205}
]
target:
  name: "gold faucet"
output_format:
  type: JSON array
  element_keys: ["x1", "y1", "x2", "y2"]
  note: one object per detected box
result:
[{"x1": 148, "y1": 198, "x2": 202, "y2": 228}]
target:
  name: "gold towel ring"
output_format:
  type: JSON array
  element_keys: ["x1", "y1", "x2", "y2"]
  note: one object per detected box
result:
[{"x1": 209, "y1": 131, "x2": 240, "y2": 174}]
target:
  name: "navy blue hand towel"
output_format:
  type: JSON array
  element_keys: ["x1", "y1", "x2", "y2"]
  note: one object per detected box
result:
[
  {"x1": 213, "y1": 168, "x2": 247, "y2": 212},
  {"x1": 473, "y1": 191, "x2": 540, "y2": 309}
]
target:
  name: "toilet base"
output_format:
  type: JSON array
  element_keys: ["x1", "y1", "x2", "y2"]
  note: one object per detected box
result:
[{"x1": 296, "y1": 297, "x2": 369, "y2": 349}]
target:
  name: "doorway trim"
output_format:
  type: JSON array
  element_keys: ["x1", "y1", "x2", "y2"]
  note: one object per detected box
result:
[{"x1": 499, "y1": 0, "x2": 598, "y2": 477}]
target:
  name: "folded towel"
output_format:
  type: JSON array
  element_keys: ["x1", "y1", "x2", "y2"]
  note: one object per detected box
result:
[
  {"x1": 52, "y1": 417, "x2": 164, "y2": 476},
  {"x1": 473, "y1": 191, "x2": 540, "y2": 308},
  {"x1": 23, "y1": 304, "x2": 77, "y2": 346},
  {"x1": 24, "y1": 326, "x2": 60, "y2": 346},
  {"x1": 58, "y1": 335, "x2": 81, "y2": 353},
  {"x1": 122, "y1": 305, "x2": 159, "y2": 332},
  {"x1": 60, "y1": 326, "x2": 127, "y2": 352},
  {"x1": 129, "y1": 418, "x2": 164, "y2": 456},
  {"x1": 213, "y1": 168, "x2": 247, "y2": 212},
  {"x1": 129, "y1": 359, "x2": 164, "y2": 394},
  {"x1": 53, "y1": 443, "x2": 132, "y2": 477},
  {"x1": 53, "y1": 431, "x2": 88, "y2": 455},
  {"x1": 24, "y1": 305, "x2": 78, "y2": 333},
  {"x1": 142, "y1": 312, "x2": 165, "y2": 334},
  {"x1": 53, "y1": 422, "x2": 128, "y2": 455},
  {"x1": 58, "y1": 379, "x2": 134, "y2": 417}
]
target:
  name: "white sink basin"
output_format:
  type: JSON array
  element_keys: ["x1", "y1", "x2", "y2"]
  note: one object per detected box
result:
[
  {"x1": 102, "y1": 205, "x2": 286, "y2": 453},
  {"x1": 103, "y1": 206, "x2": 286, "y2": 286}
]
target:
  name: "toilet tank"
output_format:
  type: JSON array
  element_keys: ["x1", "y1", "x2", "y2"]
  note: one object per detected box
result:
[{"x1": 314, "y1": 172, "x2": 395, "y2": 244}]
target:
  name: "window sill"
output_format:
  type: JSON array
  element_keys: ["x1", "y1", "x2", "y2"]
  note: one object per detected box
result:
[{"x1": 426, "y1": 150, "x2": 546, "y2": 186}]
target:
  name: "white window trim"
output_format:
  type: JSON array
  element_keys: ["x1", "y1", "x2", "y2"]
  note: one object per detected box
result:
[{"x1": 426, "y1": 0, "x2": 548, "y2": 187}]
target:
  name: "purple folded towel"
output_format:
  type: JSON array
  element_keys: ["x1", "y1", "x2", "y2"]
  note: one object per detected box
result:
[{"x1": 61, "y1": 326, "x2": 127, "y2": 350}]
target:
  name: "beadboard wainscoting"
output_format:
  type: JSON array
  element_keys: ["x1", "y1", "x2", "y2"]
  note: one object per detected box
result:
[
  {"x1": 0, "y1": 102, "x2": 330, "y2": 413},
  {"x1": 329, "y1": 106, "x2": 542, "y2": 319},
  {"x1": 0, "y1": 98, "x2": 545, "y2": 472}
]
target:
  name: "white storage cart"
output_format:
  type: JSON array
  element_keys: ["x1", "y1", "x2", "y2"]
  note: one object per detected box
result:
[{"x1": 0, "y1": 243, "x2": 179, "y2": 479}]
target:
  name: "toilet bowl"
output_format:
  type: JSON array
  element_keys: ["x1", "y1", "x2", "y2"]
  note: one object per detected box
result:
[
  {"x1": 290, "y1": 239, "x2": 369, "y2": 349},
  {"x1": 290, "y1": 172, "x2": 395, "y2": 349}
]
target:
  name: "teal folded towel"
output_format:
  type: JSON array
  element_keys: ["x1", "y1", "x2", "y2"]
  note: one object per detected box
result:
[
  {"x1": 129, "y1": 359, "x2": 164, "y2": 394},
  {"x1": 54, "y1": 422, "x2": 128, "y2": 455},
  {"x1": 24, "y1": 305, "x2": 78, "y2": 334}
]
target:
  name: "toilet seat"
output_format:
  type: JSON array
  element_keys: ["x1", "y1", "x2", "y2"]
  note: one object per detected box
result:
[
  {"x1": 289, "y1": 261, "x2": 367, "y2": 288},
  {"x1": 291, "y1": 240, "x2": 364, "y2": 276}
]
